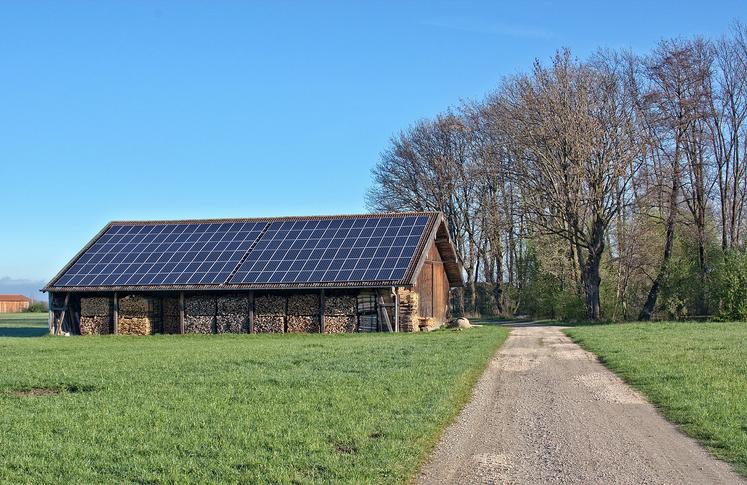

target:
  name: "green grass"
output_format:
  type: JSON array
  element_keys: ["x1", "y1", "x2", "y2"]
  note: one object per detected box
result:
[
  {"x1": 565, "y1": 322, "x2": 747, "y2": 476},
  {"x1": 0, "y1": 325, "x2": 507, "y2": 484},
  {"x1": 0, "y1": 312, "x2": 48, "y2": 337}
]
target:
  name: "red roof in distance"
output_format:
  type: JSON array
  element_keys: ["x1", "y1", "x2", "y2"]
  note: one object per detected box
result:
[{"x1": 0, "y1": 294, "x2": 33, "y2": 302}]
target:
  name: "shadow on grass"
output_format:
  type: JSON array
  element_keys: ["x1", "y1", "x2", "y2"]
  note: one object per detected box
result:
[
  {"x1": 0, "y1": 326, "x2": 48, "y2": 337},
  {"x1": 473, "y1": 316, "x2": 617, "y2": 328}
]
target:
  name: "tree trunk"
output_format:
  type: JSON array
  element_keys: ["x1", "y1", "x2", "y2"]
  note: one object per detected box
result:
[
  {"x1": 582, "y1": 261, "x2": 602, "y2": 320},
  {"x1": 452, "y1": 287, "x2": 465, "y2": 317},
  {"x1": 493, "y1": 254, "x2": 504, "y2": 316},
  {"x1": 696, "y1": 222, "x2": 707, "y2": 315},
  {"x1": 639, "y1": 206, "x2": 676, "y2": 320},
  {"x1": 640, "y1": 137, "x2": 681, "y2": 321},
  {"x1": 582, "y1": 220, "x2": 605, "y2": 321}
]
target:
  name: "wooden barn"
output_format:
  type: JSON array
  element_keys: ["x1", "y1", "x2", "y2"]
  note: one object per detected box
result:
[
  {"x1": 43, "y1": 212, "x2": 463, "y2": 335},
  {"x1": 0, "y1": 294, "x2": 32, "y2": 313}
]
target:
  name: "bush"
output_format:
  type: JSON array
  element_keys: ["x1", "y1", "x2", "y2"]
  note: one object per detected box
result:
[
  {"x1": 712, "y1": 251, "x2": 747, "y2": 321},
  {"x1": 24, "y1": 301, "x2": 48, "y2": 313}
]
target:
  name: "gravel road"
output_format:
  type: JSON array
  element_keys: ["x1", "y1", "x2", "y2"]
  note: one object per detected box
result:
[{"x1": 416, "y1": 325, "x2": 744, "y2": 484}]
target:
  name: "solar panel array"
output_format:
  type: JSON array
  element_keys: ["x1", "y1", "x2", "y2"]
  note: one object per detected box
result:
[
  {"x1": 53, "y1": 222, "x2": 266, "y2": 287},
  {"x1": 229, "y1": 215, "x2": 429, "y2": 284},
  {"x1": 51, "y1": 214, "x2": 433, "y2": 288}
]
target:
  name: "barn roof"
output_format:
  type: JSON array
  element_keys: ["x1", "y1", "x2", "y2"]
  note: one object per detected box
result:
[
  {"x1": 0, "y1": 294, "x2": 32, "y2": 302},
  {"x1": 45, "y1": 212, "x2": 464, "y2": 292}
]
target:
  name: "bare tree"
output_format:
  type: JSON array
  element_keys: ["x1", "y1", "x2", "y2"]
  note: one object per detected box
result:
[
  {"x1": 711, "y1": 23, "x2": 747, "y2": 251},
  {"x1": 638, "y1": 39, "x2": 713, "y2": 319},
  {"x1": 496, "y1": 50, "x2": 641, "y2": 320},
  {"x1": 366, "y1": 112, "x2": 481, "y2": 314}
]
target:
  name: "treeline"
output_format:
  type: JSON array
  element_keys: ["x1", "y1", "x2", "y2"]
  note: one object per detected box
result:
[{"x1": 367, "y1": 24, "x2": 747, "y2": 321}]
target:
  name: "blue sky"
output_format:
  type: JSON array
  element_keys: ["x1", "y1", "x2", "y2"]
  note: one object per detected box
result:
[{"x1": 0, "y1": 1, "x2": 741, "y2": 293}]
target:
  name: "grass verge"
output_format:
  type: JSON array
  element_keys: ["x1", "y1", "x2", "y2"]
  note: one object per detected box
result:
[
  {"x1": 0, "y1": 325, "x2": 507, "y2": 483},
  {"x1": 0, "y1": 312, "x2": 48, "y2": 337},
  {"x1": 565, "y1": 322, "x2": 747, "y2": 476}
]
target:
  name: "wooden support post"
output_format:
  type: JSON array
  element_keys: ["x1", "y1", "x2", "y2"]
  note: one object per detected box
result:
[
  {"x1": 112, "y1": 292, "x2": 119, "y2": 335},
  {"x1": 392, "y1": 287, "x2": 399, "y2": 333},
  {"x1": 160, "y1": 295, "x2": 165, "y2": 334},
  {"x1": 377, "y1": 294, "x2": 393, "y2": 332},
  {"x1": 283, "y1": 295, "x2": 288, "y2": 333},
  {"x1": 57, "y1": 293, "x2": 70, "y2": 336},
  {"x1": 48, "y1": 293, "x2": 54, "y2": 335},
  {"x1": 179, "y1": 292, "x2": 185, "y2": 334},
  {"x1": 319, "y1": 290, "x2": 325, "y2": 334},
  {"x1": 248, "y1": 291, "x2": 254, "y2": 334}
]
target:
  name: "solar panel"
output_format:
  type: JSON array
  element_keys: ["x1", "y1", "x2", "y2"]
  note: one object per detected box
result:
[
  {"x1": 53, "y1": 221, "x2": 267, "y2": 287},
  {"x1": 228, "y1": 215, "x2": 429, "y2": 285},
  {"x1": 49, "y1": 213, "x2": 436, "y2": 288}
]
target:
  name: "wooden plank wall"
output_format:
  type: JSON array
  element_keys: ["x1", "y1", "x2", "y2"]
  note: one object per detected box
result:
[
  {"x1": 414, "y1": 242, "x2": 449, "y2": 322},
  {"x1": 0, "y1": 301, "x2": 31, "y2": 313}
]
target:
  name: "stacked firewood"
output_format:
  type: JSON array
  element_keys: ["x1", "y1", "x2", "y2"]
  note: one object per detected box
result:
[
  {"x1": 79, "y1": 316, "x2": 112, "y2": 335},
  {"x1": 254, "y1": 315, "x2": 284, "y2": 333},
  {"x1": 286, "y1": 293, "x2": 320, "y2": 333},
  {"x1": 119, "y1": 317, "x2": 151, "y2": 336},
  {"x1": 287, "y1": 293, "x2": 318, "y2": 314},
  {"x1": 287, "y1": 315, "x2": 320, "y2": 333},
  {"x1": 254, "y1": 293, "x2": 286, "y2": 315},
  {"x1": 397, "y1": 289, "x2": 419, "y2": 332},
  {"x1": 216, "y1": 294, "x2": 248, "y2": 333},
  {"x1": 325, "y1": 295, "x2": 357, "y2": 315},
  {"x1": 323, "y1": 293, "x2": 358, "y2": 333},
  {"x1": 118, "y1": 295, "x2": 153, "y2": 335},
  {"x1": 254, "y1": 293, "x2": 285, "y2": 333},
  {"x1": 162, "y1": 297, "x2": 181, "y2": 334},
  {"x1": 119, "y1": 295, "x2": 149, "y2": 314},
  {"x1": 80, "y1": 297, "x2": 112, "y2": 335},
  {"x1": 81, "y1": 297, "x2": 111, "y2": 316},
  {"x1": 185, "y1": 295, "x2": 216, "y2": 334}
]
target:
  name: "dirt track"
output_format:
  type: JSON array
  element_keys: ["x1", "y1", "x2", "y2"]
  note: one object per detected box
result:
[{"x1": 417, "y1": 325, "x2": 744, "y2": 484}]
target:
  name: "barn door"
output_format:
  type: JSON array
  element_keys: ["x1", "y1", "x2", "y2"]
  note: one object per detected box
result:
[
  {"x1": 420, "y1": 262, "x2": 434, "y2": 318},
  {"x1": 357, "y1": 292, "x2": 378, "y2": 332}
]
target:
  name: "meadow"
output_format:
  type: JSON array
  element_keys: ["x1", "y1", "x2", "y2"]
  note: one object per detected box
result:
[
  {"x1": 566, "y1": 322, "x2": 747, "y2": 476},
  {"x1": 0, "y1": 313, "x2": 507, "y2": 484}
]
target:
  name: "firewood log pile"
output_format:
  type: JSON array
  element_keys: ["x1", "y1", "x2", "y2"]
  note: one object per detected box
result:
[
  {"x1": 186, "y1": 315, "x2": 213, "y2": 334},
  {"x1": 74, "y1": 290, "x2": 394, "y2": 336},
  {"x1": 119, "y1": 295, "x2": 149, "y2": 315},
  {"x1": 325, "y1": 295, "x2": 357, "y2": 315},
  {"x1": 81, "y1": 297, "x2": 111, "y2": 317},
  {"x1": 254, "y1": 293, "x2": 286, "y2": 315},
  {"x1": 253, "y1": 315, "x2": 284, "y2": 333},
  {"x1": 185, "y1": 295, "x2": 216, "y2": 334},
  {"x1": 323, "y1": 293, "x2": 358, "y2": 333},
  {"x1": 397, "y1": 289, "x2": 419, "y2": 332},
  {"x1": 285, "y1": 293, "x2": 320, "y2": 332},
  {"x1": 79, "y1": 316, "x2": 111, "y2": 335},
  {"x1": 80, "y1": 297, "x2": 112, "y2": 335},
  {"x1": 118, "y1": 317, "x2": 151, "y2": 336},
  {"x1": 162, "y1": 297, "x2": 180, "y2": 334},
  {"x1": 287, "y1": 293, "x2": 319, "y2": 315},
  {"x1": 324, "y1": 315, "x2": 357, "y2": 333},
  {"x1": 216, "y1": 294, "x2": 248, "y2": 333},
  {"x1": 118, "y1": 295, "x2": 155, "y2": 335},
  {"x1": 287, "y1": 315, "x2": 320, "y2": 333},
  {"x1": 253, "y1": 293, "x2": 286, "y2": 333}
]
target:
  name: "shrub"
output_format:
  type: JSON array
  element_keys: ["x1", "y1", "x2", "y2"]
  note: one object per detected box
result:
[
  {"x1": 24, "y1": 301, "x2": 49, "y2": 313},
  {"x1": 712, "y1": 251, "x2": 747, "y2": 321}
]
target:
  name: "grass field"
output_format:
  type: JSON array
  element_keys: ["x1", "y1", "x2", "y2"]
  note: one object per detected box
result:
[
  {"x1": 0, "y1": 317, "x2": 507, "y2": 484},
  {"x1": 0, "y1": 312, "x2": 48, "y2": 337},
  {"x1": 566, "y1": 322, "x2": 747, "y2": 476}
]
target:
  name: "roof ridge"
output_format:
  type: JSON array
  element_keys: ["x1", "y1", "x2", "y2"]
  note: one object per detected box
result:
[
  {"x1": 106, "y1": 211, "x2": 440, "y2": 226},
  {"x1": 0, "y1": 294, "x2": 33, "y2": 301}
]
